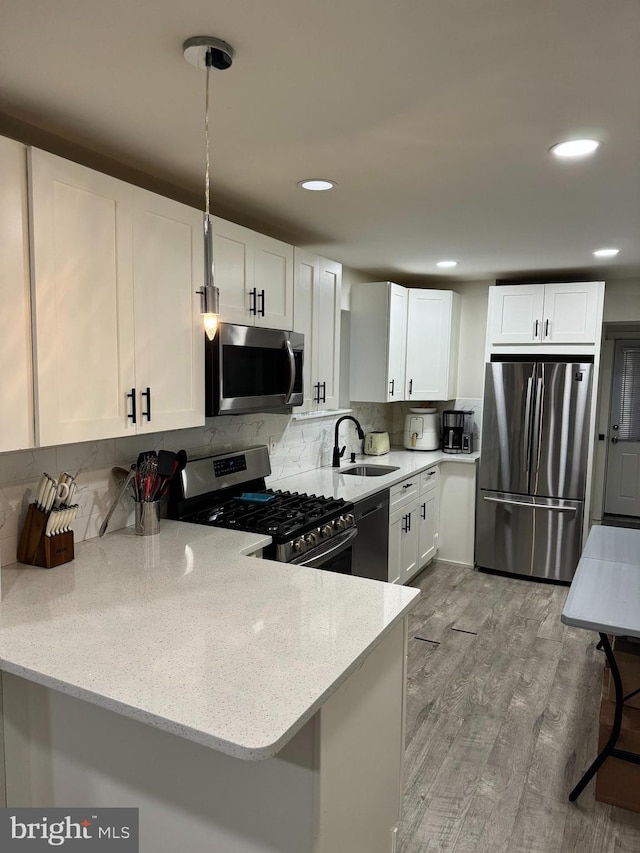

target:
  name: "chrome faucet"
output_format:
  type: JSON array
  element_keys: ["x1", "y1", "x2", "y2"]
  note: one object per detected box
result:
[{"x1": 332, "y1": 415, "x2": 365, "y2": 467}]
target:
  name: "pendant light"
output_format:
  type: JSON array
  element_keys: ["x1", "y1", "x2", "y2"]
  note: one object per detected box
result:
[{"x1": 183, "y1": 36, "x2": 234, "y2": 341}]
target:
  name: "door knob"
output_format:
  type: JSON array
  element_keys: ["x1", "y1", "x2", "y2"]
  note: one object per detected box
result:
[{"x1": 611, "y1": 436, "x2": 618, "y2": 444}]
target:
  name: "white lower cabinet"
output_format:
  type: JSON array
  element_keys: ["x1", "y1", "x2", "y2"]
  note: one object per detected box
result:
[{"x1": 388, "y1": 467, "x2": 440, "y2": 584}]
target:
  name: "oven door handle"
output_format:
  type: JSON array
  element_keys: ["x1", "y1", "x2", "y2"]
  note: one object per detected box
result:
[
  {"x1": 290, "y1": 527, "x2": 358, "y2": 568},
  {"x1": 283, "y1": 339, "x2": 296, "y2": 405}
]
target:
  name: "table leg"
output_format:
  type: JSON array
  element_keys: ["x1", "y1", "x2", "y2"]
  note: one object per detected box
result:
[{"x1": 569, "y1": 633, "x2": 624, "y2": 801}]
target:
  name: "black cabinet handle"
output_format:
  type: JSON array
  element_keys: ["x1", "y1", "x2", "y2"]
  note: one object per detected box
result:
[
  {"x1": 409, "y1": 378, "x2": 413, "y2": 395},
  {"x1": 389, "y1": 379, "x2": 395, "y2": 397},
  {"x1": 258, "y1": 289, "x2": 266, "y2": 317},
  {"x1": 142, "y1": 387, "x2": 151, "y2": 422},
  {"x1": 421, "y1": 503, "x2": 426, "y2": 520},
  {"x1": 402, "y1": 514, "x2": 408, "y2": 533},
  {"x1": 534, "y1": 319, "x2": 539, "y2": 338},
  {"x1": 545, "y1": 318, "x2": 550, "y2": 338},
  {"x1": 321, "y1": 381, "x2": 326, "y2": 404},
  {"x1": 402, "y1": 482, "x2": 414, "y2": 489},
  {"x1": 127, "y1": 388, "x2": 137, "y2": 424},
  {"x1": 249, "y1": 288, "x2": 258, "y2": 315}
]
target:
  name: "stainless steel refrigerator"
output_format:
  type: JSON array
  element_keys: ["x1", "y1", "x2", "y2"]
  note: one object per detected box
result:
[{"x1": 476, "y1": 359, "x2": 592, "y2": 582}]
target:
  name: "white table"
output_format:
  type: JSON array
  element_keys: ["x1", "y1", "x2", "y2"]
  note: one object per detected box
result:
[{"x1": 561, "y1": 525, "x2": 640, "y2": 801}]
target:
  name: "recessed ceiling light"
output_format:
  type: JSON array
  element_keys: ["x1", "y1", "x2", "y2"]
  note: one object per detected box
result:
[
  {"x1": 297, "y1": 179, "x2": 336, "y2": 191},
  {"x1": 436, "y1": 260, "x2": 458, "y2": 268},
  {"x1": 550, "y1": 139, "x2": 601, "y2": 159},
  {"x1": 593, "y1": 248, "x2": 620, "y2": 257}
]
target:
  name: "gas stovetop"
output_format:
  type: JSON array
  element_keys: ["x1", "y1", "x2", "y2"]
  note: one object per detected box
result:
[{"x1": 168, "y1": 446, "x2": 355, "y2": 563}]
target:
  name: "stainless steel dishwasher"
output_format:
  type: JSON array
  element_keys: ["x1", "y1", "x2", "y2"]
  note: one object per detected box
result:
[{"x1": 352, "y1": 490, "x2": 390, "y2": 581}]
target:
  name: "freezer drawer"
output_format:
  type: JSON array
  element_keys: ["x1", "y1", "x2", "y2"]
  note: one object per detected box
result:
[{"x1": 475, "y1": 491, "x2": 583, "y2": 582}]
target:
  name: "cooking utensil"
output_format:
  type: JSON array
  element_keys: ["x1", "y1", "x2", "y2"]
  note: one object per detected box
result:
[{"x1": 99, "y1": 464, "x2": 136, "y2": 537}]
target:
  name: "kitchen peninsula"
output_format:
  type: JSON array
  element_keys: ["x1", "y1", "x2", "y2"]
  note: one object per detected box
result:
[{"x1": 0, "y1": 522, "x2": 418, "y2": 853}]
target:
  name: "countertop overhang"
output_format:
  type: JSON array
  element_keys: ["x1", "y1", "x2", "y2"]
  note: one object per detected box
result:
[{"x1": 0, "y1": 520, "x2": 418, "y2": 761}]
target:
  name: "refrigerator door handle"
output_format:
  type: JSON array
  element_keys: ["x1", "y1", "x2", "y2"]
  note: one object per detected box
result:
[
  {"x1": 483, "y1": 496, "x2": 578, "y2": 513},
  {"x1": 523, "y1": 375, "x2": 534, "y2": 476}
]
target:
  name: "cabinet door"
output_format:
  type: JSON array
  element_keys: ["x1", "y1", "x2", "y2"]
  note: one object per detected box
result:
[
  {"x1": 132, "y1": 190, "x2": 205, "y2": 433},
  {"x1": 400, "y1": 505, "x2": 419, "y2": 583},
  {"x1": 0, "y1": 138, "x2": 33, "y2": 451},
  {"x1": 29, "y1": 149, "x2": 136, "y2": 446},
  {"x1": 542, "y1": 282, "x2": 601, "y2": 343},
  {"x1": 315, "y1": 258, "x2": 342, "y2": 409},
  {"x1": 387, "y1": 284, "x2": 408, "y2": 401},
  {"x1": 418, "y1": 491, "x2": 439, "y2": 567},
  {"x1": 388, "y1": 506, "x2": 404, "y2": 584},
  {"x1": 406, "y1": 290, "x2": 458, "y2": 401},
  {"x1": 488, "y1": 285, "x2": 544, "y2": 345},
  {"x1": 292, "y1": 249, "x2": 317, "y2": 412},
  {"x1": 254, "y1": 233, "x2": 294, "y2": 330},
  {"x1": 213, "y1": 217, "x2": 253, "y2": 325}
]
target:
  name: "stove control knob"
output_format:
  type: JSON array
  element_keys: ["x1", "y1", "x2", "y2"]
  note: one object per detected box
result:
[
  {"x1": 321, "y1": 524, "x2": 333, "y2": 538},
  {"x1": 305, "y1": 533, "x2": 318, "y2": 547},
  {"x1": 344, "y1": 513, "x2": 355, "y2": 527},
  {"x1": 334, "y1": 516, "x2": 346, "y2": 531},
  {"x1": 293, "y1": 537, "x2": 306, "y2": 554}
]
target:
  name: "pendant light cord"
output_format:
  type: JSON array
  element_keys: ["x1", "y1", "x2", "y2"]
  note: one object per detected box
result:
[{"x1": 205, "y1": 52, "x2": 212, "y2": 217}]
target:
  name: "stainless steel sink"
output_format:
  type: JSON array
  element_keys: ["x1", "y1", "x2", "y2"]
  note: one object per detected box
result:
[{"x1": 340, "y1": 464, "x2": 400, "y2": 477}]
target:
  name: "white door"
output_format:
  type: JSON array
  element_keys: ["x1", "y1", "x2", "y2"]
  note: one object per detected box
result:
[
  {"x1": 0, "y1": 138, "x2": 33, "y2": 451},
  {"x1": 292, "y1": 249, "x2": 317, "y2": 412},
  {"x1": 29, "y1": 149, "x2": 136, "y2": 446},
  {"x1": 254, "y1": 233, "x2": 294, "y2": 330},
  {"x1": 418, "y1": 491, "x2": 439, "y2": 566},
  {"x1": 387, "y1": 284, "x2": 408, "y2": 401},
  {"x1": 315, "y1": 258, "x2": 342, "y2": 409},
  {"x1": 488, "y1": 285, "x2": 544, "y2": 345},
  {"x1": 542, "y1": 282, "x2": 601, "y2": 343},
  {"x1": 604, "y1": 340, "x2": 640, "y2": 517},
  {"x1": 406, "y1": 289, "x2": 454, "y2": 401},
  {"x1": 213, "y1": 217, "x2": 253, "y2": 325},
  {"x1": 132, "y1": 190, "x2": 205, "y2": 433}
]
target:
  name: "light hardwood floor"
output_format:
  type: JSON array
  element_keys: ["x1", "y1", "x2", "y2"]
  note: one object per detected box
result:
[{"x1": 399, "y1": 560, "x2": 640, "y2": 853}]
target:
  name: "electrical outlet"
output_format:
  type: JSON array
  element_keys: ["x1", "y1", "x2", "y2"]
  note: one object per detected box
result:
[{"x1": 268, "y1": 436, "x2": 277, "y2": 454}]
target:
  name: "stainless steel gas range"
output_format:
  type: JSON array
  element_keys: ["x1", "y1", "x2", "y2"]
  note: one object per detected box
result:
[{"x1": 168, "y1": 445, "x2": 356, "y2": 572}]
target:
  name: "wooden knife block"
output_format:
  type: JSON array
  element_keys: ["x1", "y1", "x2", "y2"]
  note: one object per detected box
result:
[{"x1": 17, "y1": 504, "x2": 75, "y2": 568}]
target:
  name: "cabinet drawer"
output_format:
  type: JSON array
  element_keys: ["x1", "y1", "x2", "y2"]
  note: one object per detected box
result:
[
  {"x1": 420, "y1": 466, "x2": 439, "y2": 494},
  {"x1": 390, "y1": 476, "x2": 420, "y2": 509}
]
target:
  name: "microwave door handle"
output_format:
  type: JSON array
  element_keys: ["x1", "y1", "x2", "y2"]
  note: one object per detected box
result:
[{"x1": 283, "y1": 339, "x2": 296, "y2": 404}]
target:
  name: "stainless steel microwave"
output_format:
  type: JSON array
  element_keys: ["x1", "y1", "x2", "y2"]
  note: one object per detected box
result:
[{"x1": 205, "y1": 323, "x2": 304, "y2": 416}]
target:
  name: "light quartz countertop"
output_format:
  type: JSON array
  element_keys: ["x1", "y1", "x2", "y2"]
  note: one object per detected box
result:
[
  {"x1": 562, "y1": 525, "x2": 640, "y2": 639},
  {"x1": 0, "y1": 520, "x2": 418, "y2": 761},
  {"x1": 268, "y1": 448, "x2": 479, "y2": 503}
]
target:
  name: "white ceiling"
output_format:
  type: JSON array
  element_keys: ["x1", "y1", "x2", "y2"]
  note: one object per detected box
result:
[{"x1": 2, "y1": 0, "x2": 639, "y2": 284}]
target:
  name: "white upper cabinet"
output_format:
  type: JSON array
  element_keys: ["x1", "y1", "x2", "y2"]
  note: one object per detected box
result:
[
  {"x1": 350, "y1": 282, "x2": 407, "y2": 403},
  {"x1": 405, "y1": 289, "x2": 460, "y2": 401},
  {"x1": 293, "y1": 249, "x2": 342, "y2": 412},
  {"x1": 350, "y1": 283, "x2": 459, "y2": 403},
  {"x1": 488, "y1": 282, "x2": 603, "y2": 345},
  {"x1": 131, "y1": 189, "x2": 204, "y2": 434},
  {"x1": 0, "y1": 138, "x2": 33, "y2": 452},
  {"x1": 213, "y1": 216, "x2": 294, "y2": 330},
  {"x1": 29, "y1": 149, "x2": 204, "y2": 446}
]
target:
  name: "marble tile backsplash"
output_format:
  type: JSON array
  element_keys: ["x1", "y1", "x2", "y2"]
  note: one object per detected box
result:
[{"x1": 0, "y1": 403, "x2": 392, "y2": 567}]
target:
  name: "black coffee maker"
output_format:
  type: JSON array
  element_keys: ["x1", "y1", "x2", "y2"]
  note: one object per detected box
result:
[{"x1": 442, "y1": 410, "x2": 466, "y2": 454}]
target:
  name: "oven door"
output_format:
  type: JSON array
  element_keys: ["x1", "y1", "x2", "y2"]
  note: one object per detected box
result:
[
  {"x1": 289, "y1": 528, "x2": 357, "y2": 574},
  {"x1": 206, "y1": 323, "x2": 304, "y2": 416}
]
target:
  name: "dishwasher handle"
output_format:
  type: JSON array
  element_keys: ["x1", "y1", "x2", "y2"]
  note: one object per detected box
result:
[{"x1": 356, "y1": 499, "x2": 388, "y2": 521}]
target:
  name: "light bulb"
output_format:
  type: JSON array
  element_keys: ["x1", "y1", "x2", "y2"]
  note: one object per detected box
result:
[{"x1": 203, "y1": 313, "x2": 219, "y2": 341}]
